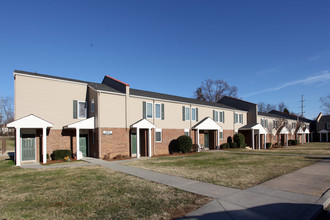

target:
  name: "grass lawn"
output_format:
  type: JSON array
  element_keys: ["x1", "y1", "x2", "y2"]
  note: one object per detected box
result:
[
  {"x1": 226, "y1": 142, "x2": 330, "y2": 156},
  {"x1": 125, "y1": 152, "x2": 321, "y2": 190},
  {"x1": 0, "y1": 160, "x2": 211, "y2": 219}
]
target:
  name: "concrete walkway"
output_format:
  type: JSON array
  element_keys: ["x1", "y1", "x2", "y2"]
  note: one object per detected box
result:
[{"x1": 82, "y1": 157, "x2": 330, "y2": 220}]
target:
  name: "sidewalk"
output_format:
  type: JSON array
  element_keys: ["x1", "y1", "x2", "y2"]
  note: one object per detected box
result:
[{"x1": 83, "y1": 157, "x2": 330, "y2": 220}]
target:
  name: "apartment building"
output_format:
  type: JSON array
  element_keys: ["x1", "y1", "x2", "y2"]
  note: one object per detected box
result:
[
  {"x1": 316, "y1": 113, "x2": 330, "y2": 142},
  {"x1": 8, "y1": 70, "x2": 247, "y2": 166}
]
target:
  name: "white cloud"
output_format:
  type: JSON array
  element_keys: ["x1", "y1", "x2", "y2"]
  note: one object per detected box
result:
[{"x1": 243, "y1": 71, "x2": 330, "y2": 98}]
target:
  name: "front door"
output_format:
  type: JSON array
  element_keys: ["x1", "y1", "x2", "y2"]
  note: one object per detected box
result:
[
  {"x1": 22, "y1": 134, "x2": 36, "y2": 161},
  {"x1": 131, "y1": 133, "x2": 137, "y2": 157},
  {"x1": 79, "y1": 135, "x2": 88, "y2": 157},
  {"x1": 204, "y1": 132, "x2": 209, "y2": 149}
]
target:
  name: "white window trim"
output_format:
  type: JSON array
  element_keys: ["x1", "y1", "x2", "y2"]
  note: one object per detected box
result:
[
  {"x1": 219, "y1": 111, "x2": 224, "y2": 123},
  {"x1": 191, "y1": 108, "x2": 196, "y2": 121},
  {"x1": 185, "y1": 107, "x2": 190, "y2": 121},
  {"x1": 78, "y1": 100, "x2": 87, "y2": 119},
  {"x1": 155, "y1": 103, "x2": 161, "y2": 119},
  {"x1": 146, "y1": 102, "x2": 153, "y2": 119},
  {"x1": 155, "y1": 128, "x2": 162, "y2": 142},
  {"x1": 184, "y1": 129, "x2": 190, "y2": 136}
]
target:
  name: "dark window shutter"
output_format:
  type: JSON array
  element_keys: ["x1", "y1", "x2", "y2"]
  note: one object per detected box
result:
[
  {"x1": 325, "y1": 123, "x2": 327, "y2": 129},
  {"x1": 182, "y1": 106, "x2": 185, "y2": 121},
  {"x1": 196, "y1": 108, "x2": 198, "y2": 121},
  {"x1": 143, "y1": 101, "x2": 146, "y2": 119},
  {"x1": 161, "y1": 104, "x2": 165, "y2": 120},
  {"x1": 213, "y1": 110, "x2": 216, "y2": 121},
  {"x1": 223, "y1": 111, "x2": 225, "y2": 123},
  {"x1": 73, "y1": 100, "x2": 77, "y2": 119}
]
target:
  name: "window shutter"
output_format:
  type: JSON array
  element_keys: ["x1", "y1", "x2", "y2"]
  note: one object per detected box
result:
[
  {"x1": 196, "y1": 108, "x2": 198, "y2": 121},
  {"x1": 143, "y1": 101, "x2": 146, "y2": 119},
  {"x1": 182, "y1": 106, "x2": 185, "y2": 121},
  {"x1": 223, "y1": 111, "x2": 225, "y2": 123},
  {"x1": 213, "y1": 110, "x2": 216, "y2": 121},
  {"x1": 161, "y1": 103, "x2": 165, "y2": 120},
  {"x1": 73, "y1": 100, "x2": 77, "y2": 119}
]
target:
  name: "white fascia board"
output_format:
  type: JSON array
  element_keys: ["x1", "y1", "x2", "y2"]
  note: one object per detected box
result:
[
  {"x1": 66, "y1": 117, "x2": 95, "y2": 129},
  {"x1": 7, "y1": 114, "x2": 53, "y2": 128},
  {"x1": 193, "y1": 118, "x2": 223, "y2": 131},
  {"x1": 131, "y1": 119, "x2": 155, "y2": 129}
]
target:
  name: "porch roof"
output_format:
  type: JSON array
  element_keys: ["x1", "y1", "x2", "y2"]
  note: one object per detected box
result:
[
  {"x1": 296, "y1": 127, "x2": 304, "y2": 134},
  {"x1": 239, "y1": 123, "x2": 267, "y2": 134},
  {"x1": 279, "y1": 126, "x2": 289, "y2": 134},
  {"x1": 64, "y1": 117, "x2": 95, "y2": 129},
  {"x1": 304, "y1": 127, "x2": 310, "y2": 134},
  {"x1": 192, "y1": 117, "x2": 223, "y2": 131},
  {"x1": 131, "y1": 119, "x2": 155, "y2": 129},
  {"x1": 319, "y1": 129, "x2": 330, "y2": 134},
  {"x1": 7, "y1": 114, "x2": 53, "y2": 129}
]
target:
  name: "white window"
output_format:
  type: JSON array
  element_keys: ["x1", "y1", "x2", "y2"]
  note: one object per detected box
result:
[
  {"x1": 156, "y1": 129, "x2": 162, "y2": 142},
  {"x1": 239, "y1": 114, "x2": 243, "y2": 124},
  {"x1": 91, "y1": 98, "x2": 95, "y2": 113},
  {"x1": 234, "y1": 113, "x2": 238, "y2": 124},
  {"x1": 78, "y1": 101, "x2": 87, "y2": 119},
  {"x1": 184, "y1": 129, "x2": 189, "y2": 136},
  {"x1": 155, "y1": 103, "x2": 161, "y2": 119},
  {"x1": 191, "y1": 108, "x2": 196, "y2": 121},
  {"x1": 220, "y1": 131, "x2": 223, "y2": 140},
  {"x1": 185, "y1": 107, "x2": 190, "y2": 121},
  {"x1": 147, "y1": 102, "x2": 153, "y2": 119},
  {"x1": 215, "y1": 111, "x2": 219, "y2": 122},
  {"x1": 219, "y1": 111, "x2": 225, "y2": 123}
]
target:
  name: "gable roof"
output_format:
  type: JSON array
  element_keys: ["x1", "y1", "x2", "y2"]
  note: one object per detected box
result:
[
  {"x1": 258, "y1": 112, "x2": 285, "y2": 119},
  {"x1": 217, "y1": 96, "x2": 257, "y2": 111}
]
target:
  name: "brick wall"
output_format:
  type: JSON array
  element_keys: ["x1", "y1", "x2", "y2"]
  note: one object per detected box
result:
[
  {"x1": 100, "y1": 127, "x2": 130, "y2": 159},
  {"x1": 155, "y1": 129, "x2": 183, "y2": 155}
]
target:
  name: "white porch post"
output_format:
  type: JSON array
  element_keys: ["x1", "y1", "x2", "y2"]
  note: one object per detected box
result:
[
  {"x1": 217, "y1": 130, "x2": 220, "y2": 148},
  {"x1": 137, "y1": 128, "x2": 140, "y2": 158},
  {"x1": 148, "y1": 128, "x2": 151, "y2": 157},
  {"x1": 264, "y1": 134, "x2": 266, "y2": 149},
  {"x1": 252, "y1": 129, "x2": 255, "y2": 150},
  {"x1": 258, "y1": 133, "x2": 261, "y2": 150},
  {"x1": 16, "y1": 127, "x2": 21, "y2": 166},
  {"x1": 286, "y1": 134, "x2": 288, "y2": 146},
  {"x1": 76, "y1": 128, "x2": 81, "y2": 160},
  {"x1": 197, "y1": 129, "x2": 200, "y2": 151},
  {"x1": 42, "y1": 127, "x2": 47, "y2": 164}
]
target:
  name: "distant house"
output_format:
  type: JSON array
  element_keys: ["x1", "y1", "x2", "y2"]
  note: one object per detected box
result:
[{"x1": 316, "y1": 113, "x2": 330, "y2": 142}]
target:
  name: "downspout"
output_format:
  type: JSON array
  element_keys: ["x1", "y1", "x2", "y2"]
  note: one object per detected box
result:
[
  {"x1": 98, "y1": 91, "x2": 102, "y2": 159},
  {"x1": 153, "y1": 99, "x2": 155, "y2": 156}
]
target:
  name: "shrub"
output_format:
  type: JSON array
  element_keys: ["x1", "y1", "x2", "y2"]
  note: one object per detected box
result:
[
  {"x1": 288, "y1": 140, "x2": 299, "y2": 145},
  {"x1": 177, "y1": 135, "x2": 193, "y2": 153},
  {"x1": 233, "y1": 133, "x2": 246, "y2": 148},
  {"x1": 192, "y1": 144, "x2": 199, "y2": 152},
  {"x1": 220, "y1": 143, "x2": 230, "y2": 149},
  {"x1": 229, "y1": 142, "x2": 238, "y2": 148},
  {"x1": 227, "y1": 136, "x2": 233, "y2": 144},
  {"x1": 266, "y1": 143, "x2": 272, "y2": 149},
  {"x1": 169, "y1": 139, "x2": 178, "y2": 154},
  {"x1": 51, "y1": 150, "x2": 72, "y2": 160}
]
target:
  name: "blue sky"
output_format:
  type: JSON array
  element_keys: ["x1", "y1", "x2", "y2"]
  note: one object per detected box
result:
[{"x1": 1, "y1": 0, "x2": 330, "y2": 119}]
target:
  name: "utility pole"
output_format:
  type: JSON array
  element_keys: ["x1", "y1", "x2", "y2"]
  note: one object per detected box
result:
[
  {"x1": 300, "y1": 95, "x2": 305, "y2": 117},
  {"x1": 0, "y1": 96, "x2": 2, "y2": 124}
]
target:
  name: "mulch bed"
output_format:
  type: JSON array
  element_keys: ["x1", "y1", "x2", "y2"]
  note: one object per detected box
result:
[{"x1": 42, "y1": 158, "x2": 79, "y2": 165}]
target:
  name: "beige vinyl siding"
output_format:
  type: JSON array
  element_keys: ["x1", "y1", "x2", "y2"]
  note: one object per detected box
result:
[
  {"x1": 99, "y1": 92, "x2": 126, "y2": 128},
  {"x1": 15, "y1": 74, "x2": 88, "y2": 129}
]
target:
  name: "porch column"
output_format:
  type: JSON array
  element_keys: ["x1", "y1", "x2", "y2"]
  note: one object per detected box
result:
[
  {"x1": 76, "y1": 128, "x2": 81, "y2": 160},
  {"x1": 42, "y1": 127, "x2": 47, "y2": 164},
  {"x1": 264, "y1": 134, "x2": 266, "y2": 149},
  {"x1": 16, "y1": 127, "x2": 21, "y2": 166},
  {"x1": 217, "y1": 129, "x2": 220, "y2": 147},
  {"x1": 286, "y1": 134, "x2": 288, "y2": 146},
  {"x1": 137, "y1": 128, "x2": 140, "y2": 158},
  {"x1": 197, "y1": 129, "x2": 200, "y2": 151},
  {"x1": 252, "y1": 129, "x2": 255, "y2": 150},
  {"x1": 148, "y1": 128, "x2": 151, "y2": 157},
  {"x1": 258, "y1": 133, "x2": 261, "y2": 150}
]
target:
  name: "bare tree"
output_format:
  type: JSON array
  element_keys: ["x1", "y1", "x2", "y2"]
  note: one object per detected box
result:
[
  {"x1": 278, "y1": 102, "x2": 287, "y2": 112},
  {"x1": 1, "y1": 97, "x2": 14, "y2": 124},
  {"x1": 194, "y1": 79, "x2": 237, "y2": 102},
  {"x1": 320, "y1": 93, "x2": 330, "y2": 114},
  {"x1": 258, "y1": 102, "x2": 266, "y2": 113},
  {"x1": 266, "y1": 104, "x2": 276, "y2": 112}
]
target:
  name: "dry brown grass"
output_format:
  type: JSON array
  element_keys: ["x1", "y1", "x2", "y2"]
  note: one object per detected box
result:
[
  {"x1": 228, "y1": 142, "x2": 330, "y2": 156},
  {"x1": 0, "y1": 160, "x2": 211, "y2": 219},
  {"x1": 125, "y1": 152, "x2": 320, "y2": 190}
]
